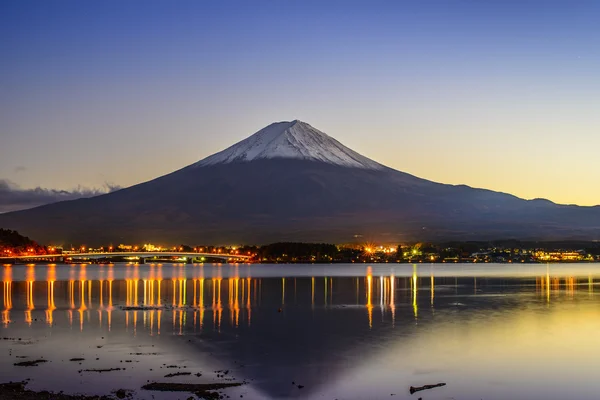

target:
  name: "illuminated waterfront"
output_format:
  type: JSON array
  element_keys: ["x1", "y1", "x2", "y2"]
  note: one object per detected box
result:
[{"x1": 2, "y1": 263, "x2": 600, "y2": 399}]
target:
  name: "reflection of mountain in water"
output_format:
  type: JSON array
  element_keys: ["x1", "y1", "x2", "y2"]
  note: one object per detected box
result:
[{"x1": 1, "y1": 264, "x2": 595, "y2": 398}]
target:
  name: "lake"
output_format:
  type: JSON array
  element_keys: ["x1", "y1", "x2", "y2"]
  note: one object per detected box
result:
[{"x1": 2, "y1": 262, "x2": 600, "y2": 399}]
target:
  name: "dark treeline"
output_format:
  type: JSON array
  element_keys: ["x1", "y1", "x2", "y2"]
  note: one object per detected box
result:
[
  {"x1": 0, "y1": 228, "x2": 45, "y2": 255},
  {"x1": 256, "y1": 242, "x2": 361, "y2": 263},
  {"x1": 250, "y1": 240, "x2": 600, "y2": 263},
  {"x1": 2, "y1": 227, "x2": 600, "y2": 262},
  {"x1": 433, "y1": 240, "x2": 600, "y2": 256}
]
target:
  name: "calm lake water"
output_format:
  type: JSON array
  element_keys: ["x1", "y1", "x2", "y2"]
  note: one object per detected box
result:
[{"x1": 2, "y1": 262, "x2": 600, "y2": 399}]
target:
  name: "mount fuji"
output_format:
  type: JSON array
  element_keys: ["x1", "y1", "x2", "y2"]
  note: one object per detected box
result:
[{"x1": 1, "y1": 120, "x2": 599, "y2": 245}]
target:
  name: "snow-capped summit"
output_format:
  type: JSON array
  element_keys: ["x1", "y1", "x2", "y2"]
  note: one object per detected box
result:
[{"x1": 195, "y1": 120, "x2": 383, "y2": 170}]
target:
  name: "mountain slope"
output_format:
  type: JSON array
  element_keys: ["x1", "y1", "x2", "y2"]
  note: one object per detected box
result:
[{"x1": 0, "y1": 120, "x2": 599, "y2": 245}]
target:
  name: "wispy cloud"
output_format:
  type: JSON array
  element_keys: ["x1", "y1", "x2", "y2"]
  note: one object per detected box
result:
[
  {"x1": 14, "y1": 166, "x2": 27, "y2": 173},
  {"x1": 0, "y1": 179, "x2": 121, "y2": 213}
]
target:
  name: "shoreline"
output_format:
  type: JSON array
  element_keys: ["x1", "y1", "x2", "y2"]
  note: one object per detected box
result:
[{"x1": 0, "y1": 381, "x2": 244, "y2": 400}]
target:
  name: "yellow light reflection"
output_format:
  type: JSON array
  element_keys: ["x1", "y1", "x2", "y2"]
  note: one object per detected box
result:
[
  {"x1": 198, "y1": 278, "x2": 205, "y2": 329},
  {"x1": 311, "y1": 277, "x2": 315, "y2": 308},
  {"x1": 431, "y1": 275, "x2": 435, "y2": 306},
  {"x1": 412, "y1": 265, "x2": 418, "y2": 319},
  {"x1": 390, "y1": 274, "x2": 395, "y2": 326},
  {"x1": 212, "y1": 278, "x2": 222, "y2": 331},
  {"x1": 2, "y1": 266, "x2": 12, "y2": 325},
  {"x1": 107, "y1": 278, "x2": 113, "y2": 331},
  {"x1": 246, "y1": 278, "x2": 251, "y2": 327},
  {"x1": 157, "y1": 309, "x2": 162, "y2": 335},
  {"x1": 546, "y1": 265, "x2": 551, "y2": 303},
  {"x1": 149, "y1": 309, "x2": 155, "y2": 335},
  {"x1": 46, "y1": 277, "x2": 56, "y2": 326},
  {"x1": 234, "y1": 277, "x2": 240, "y2": 327},
  {"x1": 366, "y1": 268, "x2": 373, "y2": 329},
  {"x1": 25, "y1": 265, "x2": 35, "y2": 326},
  {"x1": 380, "y1": 276, "x2": 384, "y2": 311},
  {"x1": 79, "y1": 279, "x2": 87, "y2": 331}
]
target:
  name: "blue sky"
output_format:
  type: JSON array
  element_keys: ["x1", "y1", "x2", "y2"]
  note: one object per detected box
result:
[{"x1": 1, "y1": 0, "x2": 599, "y2": 209}]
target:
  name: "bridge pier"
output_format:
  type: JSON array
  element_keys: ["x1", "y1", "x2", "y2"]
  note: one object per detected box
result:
[
  {"x1": 139, "y1": 257, "x2": 145, "y2": 264},
  {"x1": 186, "y1": 257, "x2": 193, "y2": 264}
]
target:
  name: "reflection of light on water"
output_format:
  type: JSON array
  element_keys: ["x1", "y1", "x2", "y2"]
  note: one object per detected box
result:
[
  {"x1": 107, "y1": 279, "x2": 113, "y2": 331},
  {"x1": 199, "y1": 278, "x2": 206, "y2": 328},
  {"x1": 311, "y1": 277, "x2": 315, "y2": 308},
  {"x1": 79, "y1": 278, "x2": 87, "y2": 331},
  {"x1": 234, "y1": 278, "x2": 240, "y2": 327},
  {"x1": 25, "y1": 265, "x2": 36, "y2": 326},
  {"x1": 143, "y1": 279, "x2": 148, "y2": 305},
  {"x1": 229, "y1": 278, "x2": 240, "y2": 327},
  {"x1": 566, "y1": 276, "x2": 575, "y2": 298},
  {"x1": 127, "y1": 280, "x2": 135, "y2": 307},
  {"x1": 212, "y1": 278, "x2": 222, "y2": 331},
  {"x1": 546, "y1": 265, "x2": 551, "y2": 303},
  {"x1": 25, "y1": 264, "x2": 35, "y2": 281},
  {"x1": 46, "y1": 266, "x2": 56, "y2": 326},
  {"x1": 246, "y1": 278, "x2": 251, "y2": 326},
  {"x1": 6, "y1": 268, "x2": 600, "y2": 337},
  {"x1": 390, "y1": 274, "x2": 395, "y2": 326},
  {"x1": 180, "y1": 279, "x2": 186, "y2": 306},
  {"x1": 149, "y1": 309, "x2": 155, "y2": 335},
  {"x1": 157, "y1": 279, "x2": 162, "y2": 306},
  {"x1": 431, "y1": 275, "x2": 435, "y2": 306},
  {"x1": 76, "y1": 264, "x2": 91, "y2": 331},
  {"x1": 25, "y1": 281, "x2": 34, "y2": 325},
  {"x1": 98, "y1": 283, "x2": 103, "y2": 327},
  {"x1": 157, "y1": 309, "x2": 162, "y2": 335},
  {"x1": 366, "y1": 267, "x2": 373, "y2": 329},
  {"x1": 380, "y1": 276, "x2": 384, "y2": 312},
  {"x1": 412, "y1": 265, "x2": 418, "y2": 320},
  {"x1": 99, "y1": 280, "x2": 104, "y2": 308},
  {"x1": 2, "y1": 266, "x2": 12, "y2": 325}
]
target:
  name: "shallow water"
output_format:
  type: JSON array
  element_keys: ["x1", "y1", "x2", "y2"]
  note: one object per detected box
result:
[{"x1": 2, "y1": 262, "x2": 600, "y2": 399}]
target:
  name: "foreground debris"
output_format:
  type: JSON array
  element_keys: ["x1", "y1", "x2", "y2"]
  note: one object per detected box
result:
[
  {"x1": 13, "y1": 360, "x2": 47, "y2": 367},
  {"x1": 164, "y1": 372, "x2": 192, "y2": 378},
  {"x1": 0, "y1": 382, "x2": 117, "y2": 400},
  {"x1": 79, "y1": 368, "x2": 123, "y2": 373},
  {"x1": 409, "y1": 382, "x2": 446, "y2": 394},
  {"x1": 142, "y1": 382, "x2": 243, "y2": 399}
]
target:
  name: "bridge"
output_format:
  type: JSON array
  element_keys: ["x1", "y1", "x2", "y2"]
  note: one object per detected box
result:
[{"x1": 0, "y1": 251, "x2": 251, "y2": 264}]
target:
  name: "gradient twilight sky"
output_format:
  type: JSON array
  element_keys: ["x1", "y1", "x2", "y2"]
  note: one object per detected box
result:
[{"x1": 1, "y1": 0, "x2": 599, "y2": 207}]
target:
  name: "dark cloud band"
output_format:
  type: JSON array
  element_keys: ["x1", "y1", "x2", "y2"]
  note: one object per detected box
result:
[{"x1": 0, "y1": 179, "x2": 121, "y2": 213}]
